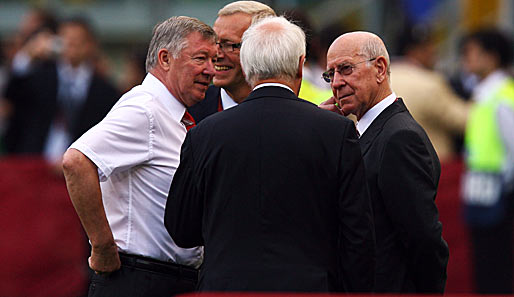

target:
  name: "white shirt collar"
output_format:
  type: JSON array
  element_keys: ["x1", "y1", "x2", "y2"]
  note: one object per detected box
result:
[
  {"x1": 356, "y1": 92, "x2": 397, "y2": 137},
  {"x1": 472, "y1": 70, "x2": 509, "y2": 103},
  {"x1": 253, "y1": 82, "x2": 294, "y2": 93},
  {"x1": 143, "y1": 73, "x2": 186, "y2": 123},
  {"x1": 220, "y1": 88, "x2": 238, "y2": 110}
]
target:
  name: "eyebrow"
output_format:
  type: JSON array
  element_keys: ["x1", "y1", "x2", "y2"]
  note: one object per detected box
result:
[
  {"x1": 326, "y1": 59, "x2": 354, "y2": 70},
  {"x1": 191, "y1": 50, "x2": 212, "y2": 56},
  {"x1": 218, "y1": 39, "x2": 239, "y2": 43}
]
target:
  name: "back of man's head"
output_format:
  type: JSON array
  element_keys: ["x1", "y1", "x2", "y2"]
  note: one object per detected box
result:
[
  {"x1": 240, "y1": 16, "x2": 305, "y2": 87},
  {"x1": 145, "y1": 16, "x2": 216, "y2": 72},
  {"x1": 218, "y1": 1, "x2": 276, "y2": 21}
]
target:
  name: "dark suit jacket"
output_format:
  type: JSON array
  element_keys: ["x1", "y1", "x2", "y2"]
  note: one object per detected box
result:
[
  {"x1": 165, "y1": 86, "x2": 376, "y2": 292},
  {"x1": 187, "y1": 85, "x2": 221, "y2": 124},
  {"x1": 3, "y1": 60, "x2": 119, "y2": 153},
  {"x1": 359, "y1": 98, "x2": 449, "y2": 293}
]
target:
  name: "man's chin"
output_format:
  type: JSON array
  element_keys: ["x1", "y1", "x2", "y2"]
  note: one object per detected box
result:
[{"x1": 212, "y1": 77, "x2": 233, "y2": 88}]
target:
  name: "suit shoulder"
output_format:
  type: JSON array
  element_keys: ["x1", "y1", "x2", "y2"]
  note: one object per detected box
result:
[
  {"x1": 383, "y1": 109, "x2": 424, "y2": 133},
  {"x1": 313, "y1": 105, "x2": 355, "y2": 126},
  {"x1": 382, "y1": 110, "x2": 437, "y2": 154}
]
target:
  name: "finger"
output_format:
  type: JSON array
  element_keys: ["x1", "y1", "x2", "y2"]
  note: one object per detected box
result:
[{"x1": 319, "y1": 96, "x2": 337, "y2": 106}]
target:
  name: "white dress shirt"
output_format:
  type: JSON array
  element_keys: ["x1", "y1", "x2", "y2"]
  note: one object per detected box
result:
[
  {"x1": 357, "y1": 92, "x2": 397, "y2": 136},
  {"x1": 220, "y1": 88, "x2": 238, "y2": 110},
  {"x1": 70, "y1": 73, "x2": 203, "y2": 267},
  {"x1": 253, "y1": 82, "x2": 294, "y2": 93}
]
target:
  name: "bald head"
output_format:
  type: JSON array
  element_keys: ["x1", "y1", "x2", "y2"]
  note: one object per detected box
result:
[
  {"x1": 325, "y1": 31, "x2": 392, "y2": 120},
  {"x1": 328, "y1": 31, "x2": 390, "y2": 76}
]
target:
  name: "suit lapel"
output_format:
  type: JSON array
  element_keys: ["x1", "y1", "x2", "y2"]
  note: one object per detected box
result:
[{"x1": 359, "y1": 98, "x2": 407, "y2": 156}]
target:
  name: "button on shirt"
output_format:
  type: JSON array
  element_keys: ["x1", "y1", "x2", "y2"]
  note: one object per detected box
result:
[{"x1": 70, "y1": 73, "x2": 203, "y2": 267}]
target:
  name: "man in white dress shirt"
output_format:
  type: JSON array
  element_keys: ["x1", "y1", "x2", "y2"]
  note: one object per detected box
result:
[{"x1": 62, "y1": 16, "x2": 216, "y2": 297}]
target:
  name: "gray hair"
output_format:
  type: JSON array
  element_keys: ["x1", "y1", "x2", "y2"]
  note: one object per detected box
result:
[
  {"x1": 145, "y1": 16, "x2": 216, "y2": 72},
  {"x1": 240, "y1": 16, "x2": 306, "y2": 87},
  {"x1": 359, "y1": 34, "x2": 391, "y2": 76},
  {"x1": 218, "y1": 1, "x2": 276, "y2": 23}
]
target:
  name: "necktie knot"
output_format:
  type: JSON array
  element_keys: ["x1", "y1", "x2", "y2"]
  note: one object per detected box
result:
[{"x1": 181, "y1": 111, "x2": 196, "y2": 131}]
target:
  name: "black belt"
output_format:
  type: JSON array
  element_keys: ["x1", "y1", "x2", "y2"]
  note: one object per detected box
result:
[{"x1": 118, "y1": 253, "x2": 198, "y2": 281}]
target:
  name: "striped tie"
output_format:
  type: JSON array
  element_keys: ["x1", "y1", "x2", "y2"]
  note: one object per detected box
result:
[{"x1": 181, "y1": 111, "x2": 196, "y2": 131}]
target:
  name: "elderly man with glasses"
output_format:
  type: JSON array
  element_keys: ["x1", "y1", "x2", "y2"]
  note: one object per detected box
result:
[
  {"x1": 187, "y1": 1, "x2": 275, "y2": 123},
  {"x1": 320, "y1": 31, "x2": 449, "y2": 294}
]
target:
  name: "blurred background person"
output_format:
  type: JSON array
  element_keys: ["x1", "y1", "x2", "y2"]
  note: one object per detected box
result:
[
  {"x1": 460, "y1": 27, "x2": 514, "y2": 294},
  {"x1": 119, "y1": 46, "x2": 147, "y2": 93},
  {"x1": 3, "y1": 8, "x2": 58, "y2": 64},
  {"x1": 390, "y1": 23, "x2": 471, "y2": 163},
  {"x1": 2, "y1": 16, "x2": 119, "y2": 170}
]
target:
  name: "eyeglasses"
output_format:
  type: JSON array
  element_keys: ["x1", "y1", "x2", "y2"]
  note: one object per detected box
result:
[
  {"x1": 322, "y1": 57, "x2": 377, "y2": 83},
  {"x1": 216, "y1": 41, "x2": 242, "y2": 53}
]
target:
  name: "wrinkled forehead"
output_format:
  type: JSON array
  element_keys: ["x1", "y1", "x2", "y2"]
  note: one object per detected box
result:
[{"x1": 326, "y1": 41, "x2": 364, "y2": 68}]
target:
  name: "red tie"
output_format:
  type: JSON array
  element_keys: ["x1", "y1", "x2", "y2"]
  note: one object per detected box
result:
[
  {"x1": 181, "y1": 111, "x2": 196, "y2": 131},
  {"x1": 217, "y1": 93, "x2": 223, "y2": 112}
]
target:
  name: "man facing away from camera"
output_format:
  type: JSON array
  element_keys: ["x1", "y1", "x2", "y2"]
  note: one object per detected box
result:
[
  {"x1": 320, "y1": 31, "x2": 449, "y2": 293},
  {"x1": 165, "y1": 16, "x2": 376, "y2": 293},
  {"x1": 62, "y1": 16, "x2": 217, "y2": 297}
]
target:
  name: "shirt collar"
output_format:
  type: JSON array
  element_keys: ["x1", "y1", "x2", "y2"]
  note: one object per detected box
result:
[
  {"x1": 472, "y1": 70, "x2": 509, "y2": 103},
  {"x1": 220, "y1": 88, "x2": 238, "y2": 110},
  {"x1": 142, "y1": 73, "x2": 185, "y2": 123},
  {"x1": 356, "y1": 92, "x2": 397, "y2": 137},
  {"x1": 253, "y1": 82, "x2": 294, "y2": 93}
]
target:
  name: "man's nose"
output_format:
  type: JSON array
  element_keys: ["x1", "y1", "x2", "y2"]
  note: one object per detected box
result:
[
  {"x1": 204, "y1": 58, "x2": 216, "y2": 76},
  {"x1": 216, "y1": 44, "x2": 225, "y2": 60},
  {"x1": 331, "y1": 71, "x2": 346, "y2": 88}
]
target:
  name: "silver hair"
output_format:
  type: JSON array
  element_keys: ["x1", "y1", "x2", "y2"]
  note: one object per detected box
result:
[
  {"x1": 360, "y1": 35, "x2": 391, "y2": 76},
  {"x1": 218, "y1": 1, "x2": 276, "y2": 23},
  {"x1": 145, "y1": 16, "x2": 216, "y2": 72},
  {"x1": 240, "y1": 16, "x2": 306, "y2": 87}
]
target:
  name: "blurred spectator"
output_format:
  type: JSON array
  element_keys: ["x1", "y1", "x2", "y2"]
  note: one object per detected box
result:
[
  {"x1": 460, "y1": 28, "x2": 514, "y2": 294},
  {"x1": 119, "y1": 46, "x2": 147, "y2": 93},
  {"x1": 2, "y1": 16, "x2": 119, "y2": 170},
  {"x1": 390, "y1": 23, "x2": 470, "y2": 162},
  {"x1": 3, "y1": 8, "x2": 58, "y2": 63},
  {"x1": 284, "y1": 9, "x2": 333, "y2": 105}
]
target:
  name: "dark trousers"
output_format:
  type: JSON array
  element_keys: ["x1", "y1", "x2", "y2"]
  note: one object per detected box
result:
[
  {"x1": 469, "y1": 193, "x2": 514, "y2": 294},
  {"x1": 88, "y1": 253, "x2": 198, "y2": 297}
]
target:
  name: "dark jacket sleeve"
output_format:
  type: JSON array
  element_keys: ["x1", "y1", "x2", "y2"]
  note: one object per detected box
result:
[
  {"x1": 338, "y1": 123, "x2": 376, "y2": 292},
  {"x1": 379, "y1": 129, "x2": 449, "y2": 293},
  {"x1": 164, "y1": 131, "x2": 204, "y2": 248}
]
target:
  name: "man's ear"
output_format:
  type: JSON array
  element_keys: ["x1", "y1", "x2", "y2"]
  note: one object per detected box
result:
[
  {"x1": 297, "y1": 55, "x2": 306, "y2": 79},
  {"x1": 158, "y1": 48, "x2": 172, "y2": 71},
  {"x1": 375, "y1": 56, "x2": 388, "y2": 84}
]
